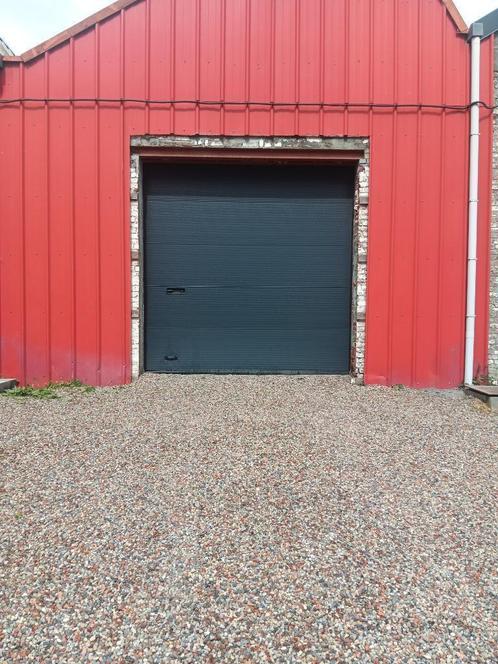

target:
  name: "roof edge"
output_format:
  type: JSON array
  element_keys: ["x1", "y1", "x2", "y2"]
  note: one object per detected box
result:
[
  {"x1": 2, "y1": 0, "x2": 468, "y2": 65},
  {"x1": 441, "y1": 0, "x2": 468, "y2": 34},
  {"x1": 5, "y1": 0, "x2": 141, "y2": 64}
]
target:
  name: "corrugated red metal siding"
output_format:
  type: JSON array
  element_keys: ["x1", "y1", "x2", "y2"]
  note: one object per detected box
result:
[{"x1": 0, "y1": 0, "x2": 494, "y2": 387}]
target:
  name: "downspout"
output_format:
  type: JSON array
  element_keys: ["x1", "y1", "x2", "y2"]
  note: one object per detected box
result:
[{"x1": 464, "y1": 23, "x2": 484, "y2": 386}]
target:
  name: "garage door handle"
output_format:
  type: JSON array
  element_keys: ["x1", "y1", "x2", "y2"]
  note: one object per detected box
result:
[
  {"x1": 167, "y1": 288, "x2": 186, "y2": 295},
  {"x1": 165, "y1": 355, "x2": 179, "y2": 362}
]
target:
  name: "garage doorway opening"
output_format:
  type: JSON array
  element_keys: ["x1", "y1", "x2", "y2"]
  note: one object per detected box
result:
[{"x1": 130, "y1": 136, "x2": 370, "y2": 380}]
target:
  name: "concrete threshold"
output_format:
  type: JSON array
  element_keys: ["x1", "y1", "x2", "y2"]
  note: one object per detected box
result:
[{"x1": 465, "y1": 385, "x2": 498, "y2": 411}]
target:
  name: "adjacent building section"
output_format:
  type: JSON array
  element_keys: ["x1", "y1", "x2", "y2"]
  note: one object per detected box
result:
[{"x1": 491, "y1": 37, "x2": 498, "y2": 381}]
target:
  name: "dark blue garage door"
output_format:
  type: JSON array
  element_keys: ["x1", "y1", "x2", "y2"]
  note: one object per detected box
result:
[{"x1": 144, "y1": 162, "x2": 355, "y2": 374}]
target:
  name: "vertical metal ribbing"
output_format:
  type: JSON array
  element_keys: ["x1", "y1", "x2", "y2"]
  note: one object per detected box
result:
[
  {"x1": 293, "y1": 0, "x2": 299, "y2": 134},
  {"x1": 70, "y1": 38, "x2": 76, "y2": 380},
  {"x1": 367, "y1": 0, "x2": 373, "y2": 136},
  {"x1": 220, "y1": 0, "x2": 226, "y2": 135},
  {"x1": 244, "y1": 0, "x2": 251, "y2": 135},
  {"x1": 270, "y1": 0, "x2": 276, "y2": 135},
  {"x1": 45, "y1": 52, "x2": 52, "y2": 381},
  {"x1": 20, "y1": 65, "x2": 27, "y2": 384},
  {"x1": 318, "y1": 0, "x2": 325, "y2": 136},
  {"x1": 145, "y1": 0, "x2": 151, "y2": 133},
  {"x1": 344, "y1": 0, "x2": 350, "y2": 136},
  {"x1": 435, "y1": 5, "x2": 447, "y2": 385},
  {"x1": 386, "y1": 0, "x2": 399, "y2": 383},
  {"x1": 410, "y1": 0, "x2": 423, "y2": 385},
  {"x1": 95, "y1": 23, "x2": 102, "y2": 384},
  {"x1": 195, "y1": 0, "x2": 201, "y2": 134},
  {"x1": 170, "y1": 0, "x2": 176, "y2": 133}
]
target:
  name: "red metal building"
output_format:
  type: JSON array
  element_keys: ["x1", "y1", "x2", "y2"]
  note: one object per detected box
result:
[{"x1": 0, "y1": 0, "x2": 495, "y2": 387}]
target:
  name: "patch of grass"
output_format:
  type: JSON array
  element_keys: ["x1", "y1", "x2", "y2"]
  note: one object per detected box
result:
[
  {"x1": 2, "y1": 380, "x2": 96, "y2": 400},
  {"x1": 2, "y1": 385, "x2": 60, "y2": 400},
  {"x1": 49, "y1": 379, "x2": 85, "y2": 388},
  {"x1": 49, "y1": 379, "x2": 96, "y2": 393}
]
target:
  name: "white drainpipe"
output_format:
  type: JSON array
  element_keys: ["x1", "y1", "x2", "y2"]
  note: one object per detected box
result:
[{"x1": 464, "y1": 25, "x2": 484, "y2": 386}]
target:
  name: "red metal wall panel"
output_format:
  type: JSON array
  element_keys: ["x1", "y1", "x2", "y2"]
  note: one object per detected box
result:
[{"x1": 0, "y1": 0, "x2": 494, "y2": 387}]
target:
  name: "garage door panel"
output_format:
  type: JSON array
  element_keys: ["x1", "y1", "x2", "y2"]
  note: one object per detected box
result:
[
  {"x1": 145, "y1": 198, "x2": 354, "y2": 246},
  {"x1": 145, "y1": 163, "x2": 355, "y2": 199},
  {"x1": 145, "y1": 285, "x2": 351, "y2": 328},
  {"x1": 144, "y1": 162, "x2": 355, "y2": 374},
  {"x1": 146, "y1": 327, "x2": 351, "y2": 374},
  {"x1": 145, "y1": 244, "x2": 352, "y2": 288}
]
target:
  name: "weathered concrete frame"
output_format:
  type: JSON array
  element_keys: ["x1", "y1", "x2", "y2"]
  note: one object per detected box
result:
[{"x1": 130, "y1": 136, "x2": 370, "y2": 381}]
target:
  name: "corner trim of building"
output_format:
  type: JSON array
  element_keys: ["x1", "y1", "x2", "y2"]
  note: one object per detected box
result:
[{"x1": 130, "y1": 135, "x2": 370, "y2": 381}]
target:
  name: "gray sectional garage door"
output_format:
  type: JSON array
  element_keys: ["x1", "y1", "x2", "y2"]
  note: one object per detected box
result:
[{"x1": 144, "y1": 162, "x2": 355, "y2": 374}]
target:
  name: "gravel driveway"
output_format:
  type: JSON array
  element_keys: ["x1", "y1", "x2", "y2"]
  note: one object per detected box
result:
[{"x1": 0, "y1": 375, "x2": 497, "y2": 662}]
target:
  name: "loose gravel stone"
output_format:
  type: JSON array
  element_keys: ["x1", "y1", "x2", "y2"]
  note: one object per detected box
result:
[{"x1": 0, "y1": 375, "x2": 497, "y2": 662}]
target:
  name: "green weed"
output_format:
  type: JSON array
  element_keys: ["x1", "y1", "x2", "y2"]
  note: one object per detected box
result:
[
  {"x1": 49, "y1": 380, "x2": 96, "y2": 392},
  {"x1": 2, "y1": 380, "x2": 96, "y2": 400},
  {"x1": 49, "y1": 379, "x2": 85, "y2": 388},
  {"x1": 2, "y1": 386, "x2": 59, "y2": 400}
]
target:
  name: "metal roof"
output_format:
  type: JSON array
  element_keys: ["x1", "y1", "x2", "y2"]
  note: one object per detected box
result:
[{"x1": 471, "y1": 8, "x2": 498, "y2": 40}]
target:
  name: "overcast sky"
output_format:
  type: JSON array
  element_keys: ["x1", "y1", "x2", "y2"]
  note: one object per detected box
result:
[{"x1": 1, "y1": 0, "x2": 497, "y2": 55}]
